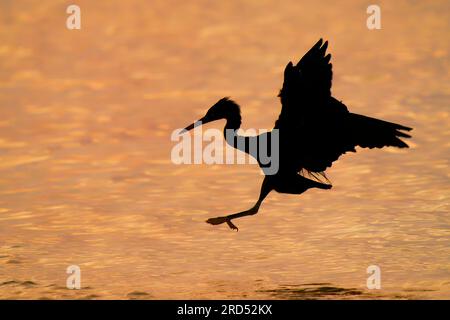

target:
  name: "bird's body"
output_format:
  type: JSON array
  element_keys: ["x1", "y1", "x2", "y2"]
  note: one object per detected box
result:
[{"x1": 182, "y1": 39, "x2": 412, "y2": 231}]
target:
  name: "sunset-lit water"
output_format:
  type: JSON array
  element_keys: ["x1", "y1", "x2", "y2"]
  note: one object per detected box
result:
[{"x1": 0, "y1": 0, "x2": 449, "y2": 299}]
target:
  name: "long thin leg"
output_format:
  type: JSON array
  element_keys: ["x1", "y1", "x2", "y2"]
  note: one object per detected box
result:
[{"x1": 206, "y1": 176, "x2": 274, "y2": 231}]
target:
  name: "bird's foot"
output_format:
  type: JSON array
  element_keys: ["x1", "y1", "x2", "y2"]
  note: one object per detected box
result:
[
  {"x1": 206, "y1": 216, "x2": 239, "y2": 231},
  {"x1": 317, "y1": 183, "x2": 332, "y2": 190}
]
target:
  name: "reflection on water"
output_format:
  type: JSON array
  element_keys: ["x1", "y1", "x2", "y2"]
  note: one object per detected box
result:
[
  {"x1": 0, "y1": 0, "x2": 449, "y2": 299},
  {"x1": 258, "y1": 283, "x2": 364, "y2": 299}
]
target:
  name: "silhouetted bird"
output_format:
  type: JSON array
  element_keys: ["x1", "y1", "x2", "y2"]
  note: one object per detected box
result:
[{"x1": 182, "y1": 39, "x2": 412, "y2": 231}]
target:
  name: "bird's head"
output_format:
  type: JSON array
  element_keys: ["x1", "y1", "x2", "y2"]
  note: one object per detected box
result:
[{"x1": 181, "y1": 97, "x2": 240, "y2": 133}]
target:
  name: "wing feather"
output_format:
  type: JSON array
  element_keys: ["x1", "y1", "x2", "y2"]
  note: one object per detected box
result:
[
  {"x1": 276, "y1": 38, "x2": 333, "y2": 127},
  {"x1": 274, "y1": 39, "x2": 412, "y2": 175}
]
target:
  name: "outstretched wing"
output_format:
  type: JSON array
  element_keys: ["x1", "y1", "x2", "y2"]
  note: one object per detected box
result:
[
  {"x1": 275, "y1": 38, "x2": 334, "y2": 127},
  {"x1": 273, "y1": 39, "x2": 412, "y2": 174},
  {"x1": 298, "y1": 110, "x2": 412, "y2": 173}
]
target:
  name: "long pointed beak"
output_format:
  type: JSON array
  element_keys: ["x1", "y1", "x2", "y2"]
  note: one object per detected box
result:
[{"x1": 180, "y1": 116, "x2": 211, "y2": 134}]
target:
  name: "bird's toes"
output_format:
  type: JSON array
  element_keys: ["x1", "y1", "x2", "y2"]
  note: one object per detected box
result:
[
  {"x1": 317, "y1": 183, "x2": 332, "y2": 190},
  {"x1": 206, "y1": 216, "x2": 227, "y2": 225},
  {"x1": 226, "y1": 220, "x2": 239, "y2": 232},
  {"x1": 206, "y1": 217, "x2": 239, "y2": 231}
]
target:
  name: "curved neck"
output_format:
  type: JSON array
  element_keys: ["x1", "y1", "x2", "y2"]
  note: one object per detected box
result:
[
  {"x1": 224, "y1": 109, "x2": 242, "y2": 131},
  {"x1": 223, "y1": 110, "x2": 242, "y2": 143}
]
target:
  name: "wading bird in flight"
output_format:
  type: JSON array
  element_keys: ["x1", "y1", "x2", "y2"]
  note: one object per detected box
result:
[{"x1": 182, "y1": 39, "x2": 412, "y2": 231}]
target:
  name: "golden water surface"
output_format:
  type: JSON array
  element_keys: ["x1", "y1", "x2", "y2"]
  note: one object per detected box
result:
[{"x1": 0, "y1": 0, "x2": 449, "y2": 299}]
